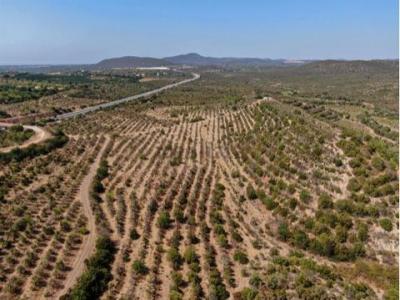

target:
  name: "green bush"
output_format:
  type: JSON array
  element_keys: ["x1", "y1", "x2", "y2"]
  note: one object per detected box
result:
[
  {"x1": 239, "y1": 287, "x2": 258, "y2": 300},
  {"x1": 63, "y1": 236, "x2": 115, "y2": 300},
  {"x1": 169, "y1": 290, "x2": 183, "y2": 300},
  {"x1": 262, "y1": 196, "x2": 278, "y2": 210},
  {"x1": 184, "y1": 246, "x2": 198, "y2": 264},
  {"x1": 278, "y1": 223, "x2": 290, "y2": 241},
  {"x1": 0, "y1": 130, "x2": 68, "y2": 164},
  {"x1": 129, "y1": 228, "x2": 140, "y2": 240},
  {"x1": 209, "y1": 269, "x2": 229, "y2": 300},
  {"x1": 292, "y1": 230, "x2": 310, "y2": 249},
  {"x1": 357, "y1": 223, "x2": 369, "y2": 241},
  {"x1": 318, "y1": 193, "x2": 333, "y2": 209},
  {"x1": 0, "y1": 125, "x2": 34, "y2": 148},
  {"x1": 246, "y1": 184, "x2": 258, "y2": 200},
  {"x1": 157, "y1": 211, "x2": 171, "y2": 229},
  {"x1": 132, "y1": 260, "x2": 148, "y2": 275},
  {"x1": 300, "y1": 190, "x2": 311, "y2": 203},
  {"x1": 379, "y1": 218, "x2": 393, "y2": 232},
  {"x1": 173, "y1": 207, "x2": 185, "y2": 223},
  {"x1": 168, "y1": 247, "x2": 183, "y2": 270},
  {"x1": 233, "y1": 250, "x2": 249, "y2": 264}
]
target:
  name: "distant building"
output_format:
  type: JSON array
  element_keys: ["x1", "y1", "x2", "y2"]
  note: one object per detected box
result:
[{"x1": 136, "y1": 67, "x2": 170, "y2": 70}]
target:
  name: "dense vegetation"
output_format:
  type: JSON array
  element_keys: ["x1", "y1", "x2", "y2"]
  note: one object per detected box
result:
[
  {"x1": 0, "y1": 129, "x2": 68, "y2": 163},
  {"x1": 62, "y1": 236, "x2": 116, "y2": 300},
  {"x1": 0, "y1": 84, "x2": 58, "y2": 104},
  {"x1": 0, "y1": 124, "x2": 33, "y2": 147}
]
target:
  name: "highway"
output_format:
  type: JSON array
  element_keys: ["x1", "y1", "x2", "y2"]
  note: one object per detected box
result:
[{"x1": 56, "y1": 72, "x2": 200, "y2": 120}]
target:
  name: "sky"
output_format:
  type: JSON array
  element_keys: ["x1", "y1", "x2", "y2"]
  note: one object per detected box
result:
[{"x1": 0, "y1": 0, "x2": 398, "y2": 64}]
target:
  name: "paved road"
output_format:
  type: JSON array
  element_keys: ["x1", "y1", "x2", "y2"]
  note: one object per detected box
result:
[{"x1": 56, "y1": 72, "x2": 200, "y2": 120}]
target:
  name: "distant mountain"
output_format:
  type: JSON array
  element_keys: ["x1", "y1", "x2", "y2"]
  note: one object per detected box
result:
[
  {"x1": 95, "y1": 56, "x2": 173, "y2": 69},
  {"x1": 2, "y1": 55, "x2": 395, "y2": 73},
  {"x1": 164, "y1": 53, "x2": 287, "y2": 67},
  {"x1": 164, "y1": 53, "x2": 214, "y2": 65},
  {"x1": 295, "y1": 59, "x2": 398, "y2": 75}
]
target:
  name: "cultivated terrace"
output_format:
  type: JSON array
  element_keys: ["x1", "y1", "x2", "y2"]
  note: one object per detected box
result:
[{"x1": 0, "y1": 63, "x2": 398, "y2": 300}]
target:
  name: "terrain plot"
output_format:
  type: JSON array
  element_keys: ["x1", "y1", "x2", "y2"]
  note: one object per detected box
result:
[{"x1": 0, "y1": 61, "x2": 398, "y2": 300}]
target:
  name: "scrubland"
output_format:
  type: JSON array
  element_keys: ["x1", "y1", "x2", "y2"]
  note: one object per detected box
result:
[{"x1": 0, "y1": 64, "x2": 398, "y2": 299}]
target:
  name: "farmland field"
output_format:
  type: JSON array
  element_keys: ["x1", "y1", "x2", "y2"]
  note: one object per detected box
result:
[{"x1": 0, "y1": 63, "x2": 398, "y2": 300}]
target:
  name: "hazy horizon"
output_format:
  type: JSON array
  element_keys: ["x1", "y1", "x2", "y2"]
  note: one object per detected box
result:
[
  {"x1": 0, "y1": 54, "x2": 399, "y2": 67},
  {"x1": 0, "y1": 0, "x2": 398, "y2": 64}
]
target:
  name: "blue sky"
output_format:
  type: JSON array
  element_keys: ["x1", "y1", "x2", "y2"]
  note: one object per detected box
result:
[{"x1": 0, "y1": 0, "x2": 398, "y2": 64}]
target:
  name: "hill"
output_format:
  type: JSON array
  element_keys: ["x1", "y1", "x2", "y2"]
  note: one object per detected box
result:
[
  {"x1": 256, "y1": 59, "x2": 399, "y2": 110},
  {"x1": 95, "y1": 56, "x2": 173, "y2": 69},
  {"x1": 293, "y1": 59, "x2": 398, "y2": 75},
  {"x1": 164, "y1": 53, "x2": 287, "y2": 66}
]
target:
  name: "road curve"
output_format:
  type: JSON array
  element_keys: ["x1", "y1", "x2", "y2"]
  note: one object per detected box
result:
[
  {"x1": 0, "y1": 122, "x2": 52, "y2": 153},
  {"x1": 57, "y1": 72, "x2": 200, "y2": 120}
]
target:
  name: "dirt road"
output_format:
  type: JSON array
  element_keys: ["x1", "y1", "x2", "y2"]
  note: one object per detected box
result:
[
  {"x1": 55, "y1": 137, "x2": 110, "y2": 298},
  {"x1": 0, "y1": 122, "x2": 51, "y2": 153}
]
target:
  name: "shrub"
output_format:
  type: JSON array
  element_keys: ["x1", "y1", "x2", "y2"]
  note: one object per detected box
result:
[
  {"x1": 300, "y1": 190, "x2": 311, "y2": 203},
  {"x1": 92, "y1": 180, "x2": 105, "y2": 194},
  {"x1": 357, "y1": 223, "x2": 369, "y2": 241},
  {"x1": 334, "y1": 158, "x2": 343, "y2": 167},
  {"x1": 379, "y1": 218, "x2": 393, "y2": 232},
  {"x1": 246, "y1": 184, "x2": 257, "y2": 200},
  {"x1": 233, "y1": 250, "x2": 249, "y2": 264},
  {"x1": 313, "y1": 233, "x2": 336, "y2": 257},
  {"x1": 262, "y1": 196, "x2": 278, "y2": 210},
  {"x1": 347, "y1": 178, "x2": 362, "y2": 192},
  {"x1": 209, "y1": 269, "x2": 229, "y2": 300},
  {"x1": 335, "y1": 225, "x2": 348, "y2": 243},
  {"x1": 239, "y1": 287, "x2": 258, "y2": 300},
  {"x1": 232, "y1": 230, "x2": 243, "y2": 243},
  {"x1": 157, "y1": 211, "x2": 171, "y2": 229},
  {"x1": 170, "y1": 290, "x2": 183, "y2": 300},
  {"x1": 96, "y1": 160, "x2": 109, "y2": 180},
  {"x1": 249, "y1": 273, "x2": 262, "y2": 288},
  {"x1": 371, "y1": 156, "x2": 385, "y2": 171},
  {"x1": 173, "y1": 207, "x2": 185, "y2": 223},
  {"x1": 168, "y1": 248, "x2": 183, "y2": 270},
  {"x1": 0, "y1": 130, "x2": 68, "y2": 164},
  {"x1": 278, "y1": 223, "x2": 290, "y2": 241},
  {"x1": 289, "y1": 198, "x2": 298, "y2": 209},
  {"x1": 184, "y1": 246, "x2": 198, "y2": 264},
  {"x1": 318, "y1": 193, "x2": 333, "y2": 209},
  {"x1": 171, "y1": 271, "x2": 184, "y2": 289},
  {"x1": 132, "y1": 260, "x2": 148, "y2": 275},
  {"x1": 292, "y1": 230, "x2": 310, "y2": 249},
  {"x1": 63, "y1": 236, "x2": 116, "y2": 300},
  {"x1": 217, "y1": 234, "x2": 229, "y2": 248},
  {"x1": 129, "y1": 228, "x2": 140, "y2": 240}
]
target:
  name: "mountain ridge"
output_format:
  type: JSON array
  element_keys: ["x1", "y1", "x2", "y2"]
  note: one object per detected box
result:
[
  {"x1": 95, "y1": 56, "x2": 173, "y2": 69},
  {"x1": 93, "y1": 53, "x2": 297, "y2": 69},
  {"x1": 163, "y1": 53, "x2": 288, "y2": 66}
]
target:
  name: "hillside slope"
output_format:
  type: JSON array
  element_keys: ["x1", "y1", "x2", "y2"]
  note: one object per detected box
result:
[
  {"x1": 164, "y1": 53, "x2": 286, "y2": 66},
  {"x1": 95, "y1": 56, "x2": 173, "y2": 69}
]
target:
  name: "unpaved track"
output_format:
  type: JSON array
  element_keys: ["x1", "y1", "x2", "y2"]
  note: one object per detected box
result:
[
  {"x1": 55, "y1": 136, "x2": 110, "y2": 299},
  {"x1": 0, "y1": 122, "x2": 51, "y2": 153}
]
